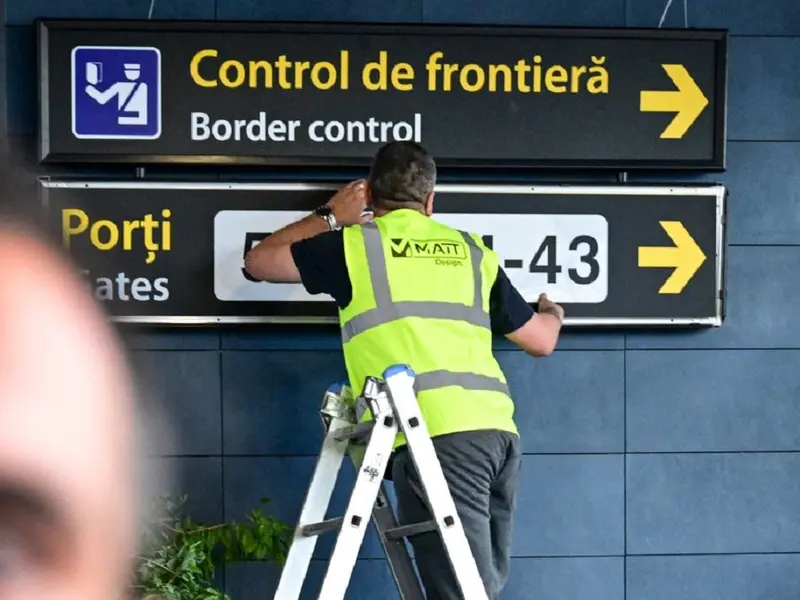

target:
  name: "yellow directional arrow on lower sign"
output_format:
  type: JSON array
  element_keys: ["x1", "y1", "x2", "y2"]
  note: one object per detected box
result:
[
  {"x1": 638, "y1": 221, "x2": 706, "y2": 294},
  {"x1": 640, "y1": 64, "x2": 709, "y2": 139}
]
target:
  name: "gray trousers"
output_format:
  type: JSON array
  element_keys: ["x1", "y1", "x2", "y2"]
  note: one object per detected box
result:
[{"x1": 391, "y1": 429, "x2": 522, "y2": 600}]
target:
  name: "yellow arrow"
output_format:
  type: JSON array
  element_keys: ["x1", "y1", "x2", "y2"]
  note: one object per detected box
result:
[
  {"x1": 640, "y1": 64, "x2": 709, "y2": 139},
  {"x1": 638, "y1": 221, "x2": 706, "y2": 294}
]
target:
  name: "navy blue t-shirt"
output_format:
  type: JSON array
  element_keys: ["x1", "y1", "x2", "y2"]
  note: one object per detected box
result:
[{"x1": 290, "y1": 229, "x2": 534, "y2": 335}]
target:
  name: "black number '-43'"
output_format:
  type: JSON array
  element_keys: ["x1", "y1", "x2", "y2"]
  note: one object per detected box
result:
[{"x1": 529, "y1": 235, "x2": 600, "y2": 285}]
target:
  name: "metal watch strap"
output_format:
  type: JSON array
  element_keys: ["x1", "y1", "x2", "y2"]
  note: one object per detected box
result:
[{"x1": 314, "y1": 205, "x2": 337, "y2": 231}]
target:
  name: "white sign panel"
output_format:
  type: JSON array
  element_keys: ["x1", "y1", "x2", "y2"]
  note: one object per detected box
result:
[
  {"x1": 441, "y1": 213, "x2": 608, "y2": 303},
  {"x1": 214, "y1": 211, "x2": 608, "y2": 304}
]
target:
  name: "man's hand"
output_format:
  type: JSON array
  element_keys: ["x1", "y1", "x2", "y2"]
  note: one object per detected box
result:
[
  {"x1": 506, "y1": 293, "x2": 565, "y2": 357},
  {"x1": 328, "y1": 179, "x2": 373, "y2": 226},
  {"x1": 537, "y1": 293, "x2": 565, "y2": 323},
  {"x1": 243, "y1": 179, "x2": 372, "y2": 284}
]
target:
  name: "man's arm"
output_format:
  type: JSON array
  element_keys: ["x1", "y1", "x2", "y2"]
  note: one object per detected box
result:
[
  {"x1": 490, "y1": 268, "x2": 563, "y2": 357},
  {"x1": 505, "y1": 296, "x2": 564, "y2": 357},
  {"x1": 244, "y1": 214, "x2": 328, "y2": 283},
  {"x1": 244, "y1": 179, "x2": 369, "y2": 283}
]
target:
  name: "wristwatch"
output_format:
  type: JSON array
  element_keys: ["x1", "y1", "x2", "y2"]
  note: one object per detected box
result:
[{"x1": 314, "y1": 204, "x2": 338, "y2": 231}]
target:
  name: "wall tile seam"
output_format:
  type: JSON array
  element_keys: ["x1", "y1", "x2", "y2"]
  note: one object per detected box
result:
[
  {"x1": 216, "y1": 550, "x2": 800, "y2": 561},
  {"x1": 206, "y1": 450, "x2": 800, "y2": 458},
  {"x1": 58, "y1": 346, "x2": 800, "y2": 353},
  {"x1": 623, "y1": 347, "x2": 800, "y2": 351},
  {"x1": 213, "y1": 349, "x2": 623, "y2": 352},
  {"x1": 728, "y1": 34, "x2": 800, "y2": 39},
  {"x1": 620, "y1": 551, "x2": 800, "y2": 557},
  {"x1": 724, "y1": 138, "x2": 798, "y2": 143},
  {"x1": 172, "y1": 452, "x2": 627, "y2": 458},
  {"x1": 129, "y1": 348, "x2": 221, "y2": 351},
  {"x1": 727, "y1": 139, "x2": 800, "y2": 143},
  {"x1": 623, "y1": 450, "x2": 800, "y2": 455},
  {"x1": 214, "y1": 348, "x2": 800, "y2": 353},
  {"x1": 624, "y1": 450, "x2": 800, "y2": 455},
  {"x1": 178, "y1": 453, "x2": 629, "y2": 458}
]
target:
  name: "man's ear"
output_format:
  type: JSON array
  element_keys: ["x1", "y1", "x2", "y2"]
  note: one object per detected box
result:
[
  {"x1": 365, "y1": 181, "x2": 375, "y2": 210},
  {"x1": 424, "y1": 192, "x2": 435, "y2": 216}
]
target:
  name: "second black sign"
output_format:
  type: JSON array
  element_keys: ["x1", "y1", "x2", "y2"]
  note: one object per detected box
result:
[{"x1": 40, "y1": 180, "x2": 726, "y2": 327}]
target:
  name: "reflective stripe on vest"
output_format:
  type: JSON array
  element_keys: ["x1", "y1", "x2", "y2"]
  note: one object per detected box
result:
[
  {"x1": 413, "y1": 370, "x2": 511, "y2": 395},
  {"x1": 341, "y1": 221, "x2": 510, "y2": 398}
]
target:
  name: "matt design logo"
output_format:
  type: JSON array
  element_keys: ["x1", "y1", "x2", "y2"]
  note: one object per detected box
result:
[
  {"x1": 71, "y1": 46, "x2": 162, "y2": 140},
  {"x1": 389, "y1": 238, "x2": 467, "y2": 259}
]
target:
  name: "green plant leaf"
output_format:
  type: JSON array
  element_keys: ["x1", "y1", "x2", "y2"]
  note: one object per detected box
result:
[{"x1": 135, "y1": 496, "x2": 289, "y2": 599}]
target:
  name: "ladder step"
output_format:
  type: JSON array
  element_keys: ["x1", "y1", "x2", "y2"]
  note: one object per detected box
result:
[
  {"x1": 299, "y1": 517, "x2": 344, "y2": 537},
  {"x1": 332, "y1": 421, "x2": 375, "y2": 443},
  {"x1": 384, "y1": 520, "x2": 437, "y2": 540},
  {"x1": 300, "y1": 517, "x2": 438, "y2": 540}
]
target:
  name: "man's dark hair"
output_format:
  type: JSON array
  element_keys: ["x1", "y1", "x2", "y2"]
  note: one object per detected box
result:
[{"x1": 368, "y1": 142, "x2": 436, "y2": 210}]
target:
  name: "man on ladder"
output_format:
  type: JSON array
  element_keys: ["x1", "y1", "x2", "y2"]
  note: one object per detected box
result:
[{"x1": 245, "y1": 142, "x2": 565, "y2": 599}]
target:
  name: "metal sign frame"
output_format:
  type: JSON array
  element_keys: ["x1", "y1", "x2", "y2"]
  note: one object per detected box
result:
[{"x1": 40, "y1": 179, "x2": 726, "y2": 327}]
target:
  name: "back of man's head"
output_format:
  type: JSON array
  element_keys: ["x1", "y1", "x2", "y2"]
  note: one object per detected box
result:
[{"x1": 367, "y1": 142, "x2": 436, "y2": 211}]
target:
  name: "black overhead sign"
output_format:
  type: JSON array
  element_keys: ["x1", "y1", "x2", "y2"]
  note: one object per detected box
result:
[
  {"x1": 38, "y1": 20, "x2": 728, "y2": 170},
  {"x1": 40, "y1": 180, "x2": 726, "y2": 327}
]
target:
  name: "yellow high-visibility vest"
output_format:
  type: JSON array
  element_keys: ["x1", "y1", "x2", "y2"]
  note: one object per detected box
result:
[{"x1": 339, "y1": 209, "x2": 518, "y2": 448}]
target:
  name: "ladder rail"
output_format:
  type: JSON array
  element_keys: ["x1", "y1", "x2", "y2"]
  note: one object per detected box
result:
[
  {"x1": 273, "y1": 385, "x2": 352, "y2": 600},
  {"x1": 384, "y1": 365, "x2": 491, "y2": 600},
  {"x1": 344, "y1": 400, "x2": 426, "y2": 600},
  {"x1": 317, "y1": 395, "x2": 398, "y2": 600}
]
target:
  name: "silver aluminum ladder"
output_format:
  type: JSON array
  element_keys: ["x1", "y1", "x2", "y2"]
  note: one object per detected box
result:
[{"x1": 273, "y1": 364, "x2": 489, "y2": 600}]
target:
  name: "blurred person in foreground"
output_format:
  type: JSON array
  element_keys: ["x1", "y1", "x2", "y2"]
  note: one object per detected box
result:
[
  {"x1": 0, "y1": 220, "x2": 140, "y2": 600},
  {"x1": 245, "y1": 141, "x2": 564, "y2": 599}
]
